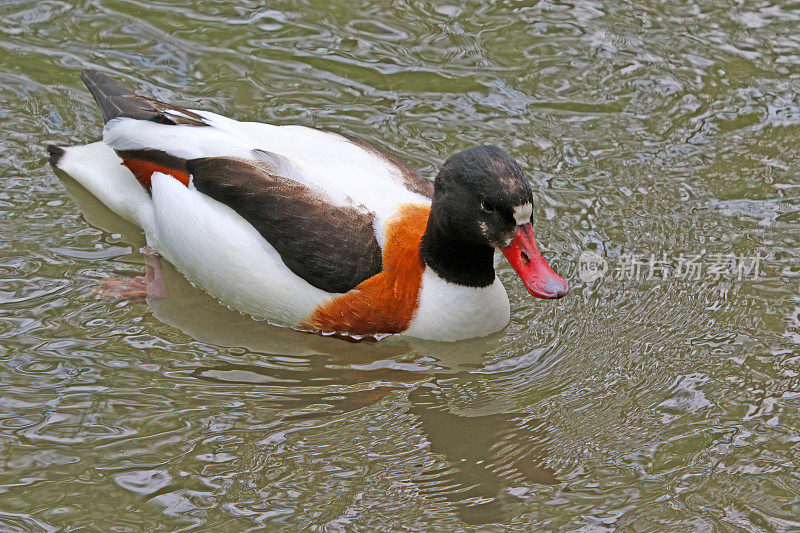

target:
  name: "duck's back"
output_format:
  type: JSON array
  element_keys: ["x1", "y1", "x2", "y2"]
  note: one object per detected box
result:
[
  {"x1": 200, "y1": 115, "x2": 434, "y2": 219},
  {"x1": 52, "y1": 71, "x2": 446, "y2": 335}
]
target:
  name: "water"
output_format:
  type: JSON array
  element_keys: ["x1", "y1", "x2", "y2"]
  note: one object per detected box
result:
[{"x1": 1, "y1": 0, "x2": 799, "y2": 530}]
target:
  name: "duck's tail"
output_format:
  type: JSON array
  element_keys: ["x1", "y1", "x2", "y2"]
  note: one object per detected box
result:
[
  {"x1": 81, "y1": 69, "x2": 206, "y2": 126},
  {"x1": 47, "y1": 141, "x2": 155, "y2": 232},
  {"x1": 47, "y1": 144, "x2": 67, "y2": 166}
]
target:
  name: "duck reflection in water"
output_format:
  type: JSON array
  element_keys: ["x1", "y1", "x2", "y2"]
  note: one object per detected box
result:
[
  {"x1": 194, "y1": 359, "x2": 557, "y2": 526},
  {"x1": 409, "y1": 385, "x2": 557, "y2": 524}
]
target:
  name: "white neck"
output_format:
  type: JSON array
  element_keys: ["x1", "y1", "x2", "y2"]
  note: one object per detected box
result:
[{"x1": 404, "y1": 267, "x2": 510, "y2": 342}]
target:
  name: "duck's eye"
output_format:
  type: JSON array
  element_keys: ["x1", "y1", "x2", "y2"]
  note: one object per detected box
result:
[{"x1": 480, "y1": 200, "x2": 495, "y2": 214}]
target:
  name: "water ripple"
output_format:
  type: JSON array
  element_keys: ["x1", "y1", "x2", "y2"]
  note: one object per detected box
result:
[{"x1": 1, "y1": 0, "x2": 799, "y2": 529}]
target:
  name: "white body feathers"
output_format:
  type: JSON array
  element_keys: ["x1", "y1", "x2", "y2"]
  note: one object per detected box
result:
[{"x1": 53, "y1": 114, "x2": 512, "y2": 341}]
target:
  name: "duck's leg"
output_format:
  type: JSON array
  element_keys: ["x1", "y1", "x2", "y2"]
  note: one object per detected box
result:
[{"x1": 95, "y1": 247, "x2": 165, "y2": 300}]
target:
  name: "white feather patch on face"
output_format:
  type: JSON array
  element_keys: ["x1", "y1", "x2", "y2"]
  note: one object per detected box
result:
[{"x1": 513, "y1": 203, "x2": 532, "y2": 225}]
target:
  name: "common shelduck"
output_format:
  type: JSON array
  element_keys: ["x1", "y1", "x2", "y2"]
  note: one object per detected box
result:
[{"x1": 48, "y1": 70, "x2": 568, "y2": 342}]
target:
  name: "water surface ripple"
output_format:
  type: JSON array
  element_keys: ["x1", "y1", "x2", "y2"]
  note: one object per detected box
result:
[{"x1": 1, "y1": 0, "x2": 799, "y2": 530}]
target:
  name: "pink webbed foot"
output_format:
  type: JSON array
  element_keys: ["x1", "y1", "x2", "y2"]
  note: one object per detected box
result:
[
  {"x1": 95, "y1": 276, "x2": 149, "y2": 300},
  {"x1": 94, "y1": 247, "x2": 165, "y2": 301}
]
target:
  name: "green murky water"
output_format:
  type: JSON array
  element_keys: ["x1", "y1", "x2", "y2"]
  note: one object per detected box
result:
[{"x1": 2, "y1": 1, "x2": 799, "y2": 530}]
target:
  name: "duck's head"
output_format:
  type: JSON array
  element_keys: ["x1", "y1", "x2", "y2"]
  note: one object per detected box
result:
[{"x1": 424, "y1": 145, "x2": 569, "y2": 299}]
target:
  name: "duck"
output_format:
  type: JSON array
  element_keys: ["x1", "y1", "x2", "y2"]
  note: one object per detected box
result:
[{"x1": 47, "y1": 70, "x2": 568, "y2": 342}]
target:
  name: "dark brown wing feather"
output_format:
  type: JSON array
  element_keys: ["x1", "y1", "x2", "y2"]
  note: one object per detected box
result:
[
  {"x1": 188, "y1": 156, "x2": 383, "y2": 294},
  {"x1": 80, "y1": 70, "x2": 206, "y2": 126}
]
